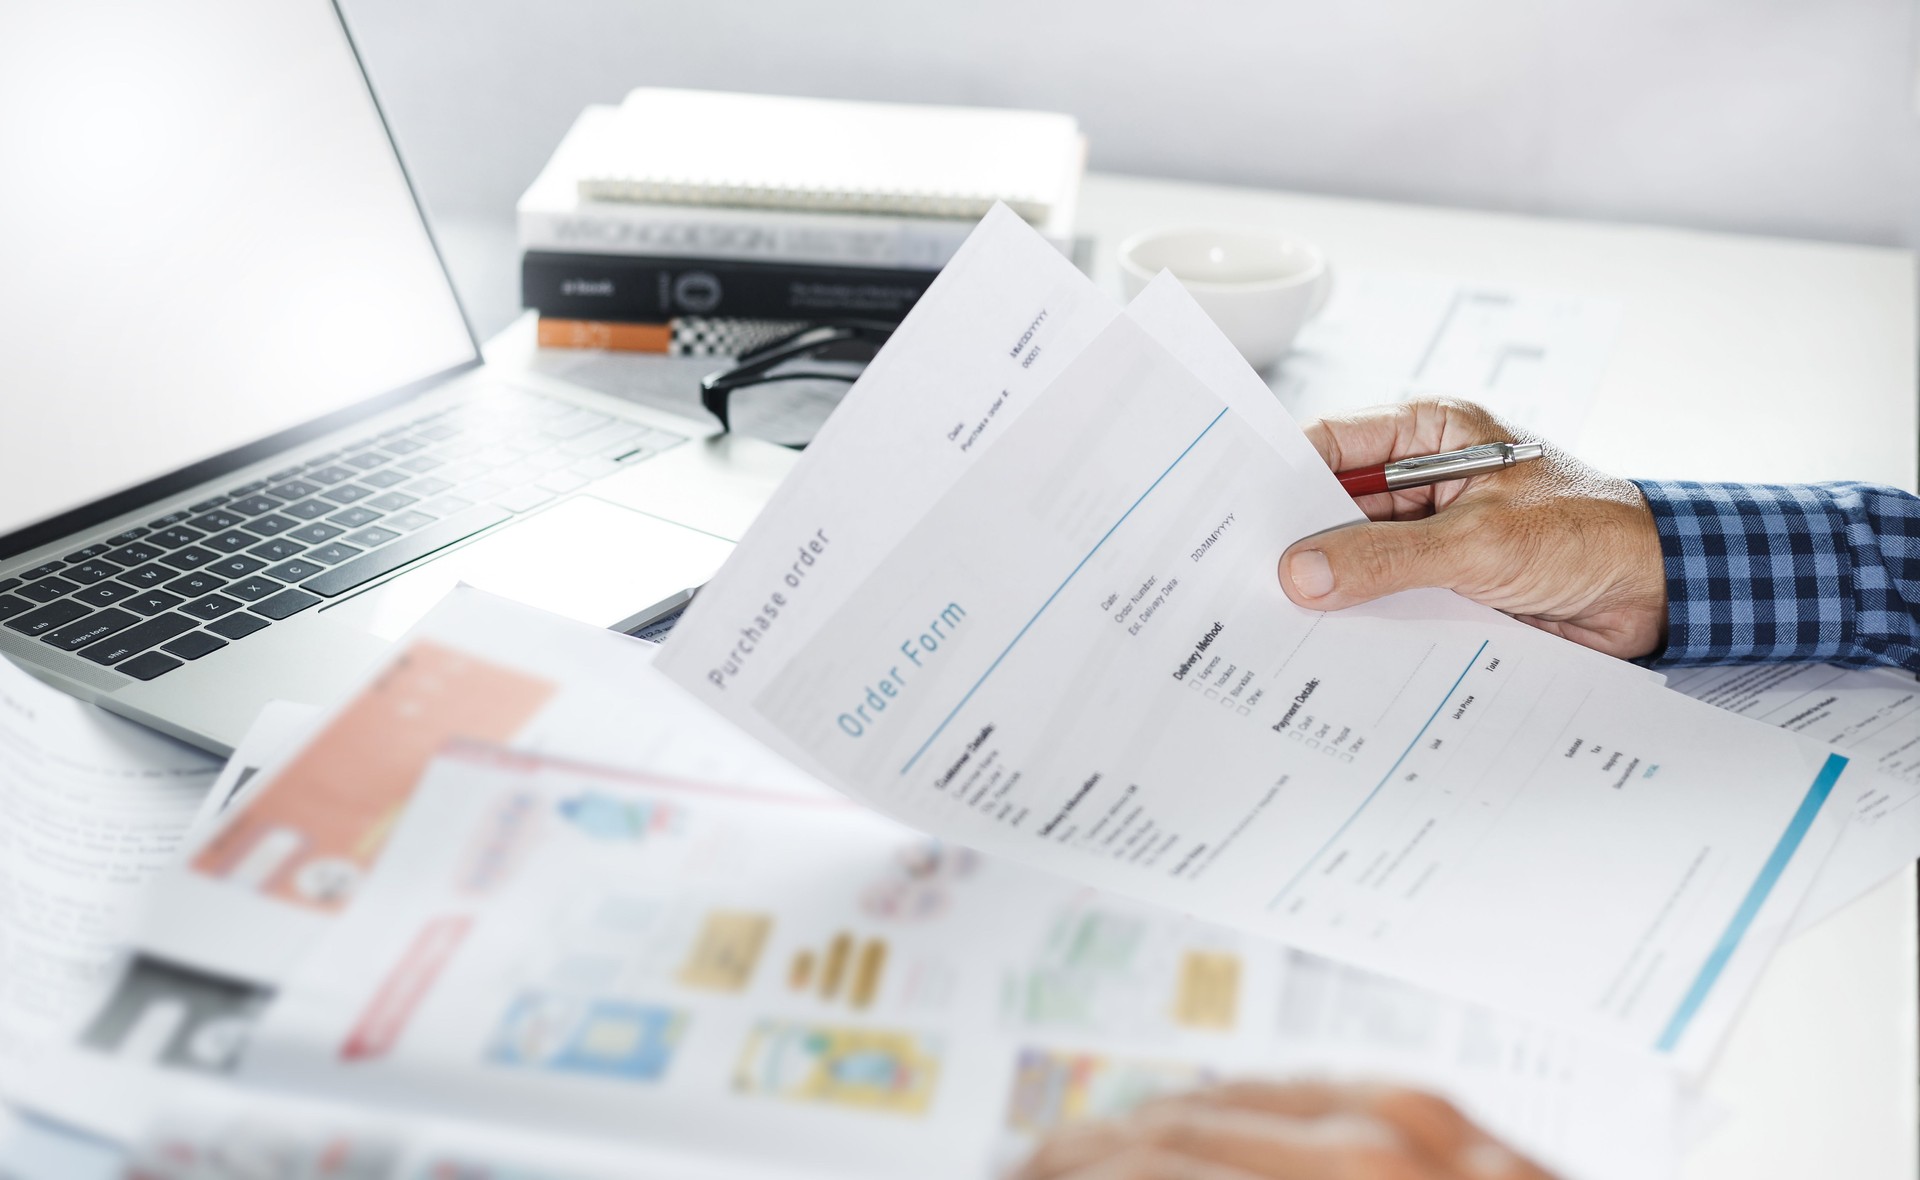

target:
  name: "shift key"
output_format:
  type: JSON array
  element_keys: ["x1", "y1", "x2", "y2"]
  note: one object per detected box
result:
[
  {"x1": 301, "y1": 505, "x2": 510, "y2": 597},
  {"x1": 77, "y1": 612, "x2": 197, "y2": 666}
]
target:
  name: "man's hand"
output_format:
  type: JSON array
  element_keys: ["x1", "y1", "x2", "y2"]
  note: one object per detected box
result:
[
  {"x1": 1012, "y1": 1081, "x2": 1558, "y2": 1180},
  {"x1": 1279, "y1": 399, "x2": 1667, "y2": 660}
]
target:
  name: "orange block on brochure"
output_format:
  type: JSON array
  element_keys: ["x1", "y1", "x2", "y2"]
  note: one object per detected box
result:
[{"x1": 190, "y1": 640, "x2": 556, "y2": 912}]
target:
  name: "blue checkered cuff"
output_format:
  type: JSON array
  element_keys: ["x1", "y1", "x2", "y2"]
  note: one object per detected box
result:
[{"x1": 1632, "y1": 480, "x2": 1920, "y2": 673}]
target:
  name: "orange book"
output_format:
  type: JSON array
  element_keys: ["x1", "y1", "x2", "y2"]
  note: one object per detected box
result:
[{"x1": 537, "y1": 317, "x2": 673, "y2": 352}]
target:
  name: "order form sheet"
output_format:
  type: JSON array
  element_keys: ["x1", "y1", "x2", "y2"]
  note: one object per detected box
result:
[{"x1": 655, "y1": 206, "x2": 1852, "y2": 1070}]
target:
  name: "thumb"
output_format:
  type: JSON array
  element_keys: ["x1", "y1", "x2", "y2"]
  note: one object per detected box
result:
[{"x1": 1280, "y1": 516, "x2": 1472, "y2": 610}]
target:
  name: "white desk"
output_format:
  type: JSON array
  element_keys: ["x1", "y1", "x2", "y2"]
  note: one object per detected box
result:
[{"x1": 495, "y1": 172, "x2": 1918, "y2": 1178}]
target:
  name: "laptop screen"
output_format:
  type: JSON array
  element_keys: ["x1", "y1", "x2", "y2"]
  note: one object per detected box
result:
[{"x1": 0, "y1": 0, "x2": 478, "y2": 551}]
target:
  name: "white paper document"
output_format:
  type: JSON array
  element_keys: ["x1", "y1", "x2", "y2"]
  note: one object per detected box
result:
[
  {"x1": 236, "y1": 744, "x2": 1680, "y2": 1180},
  {"x1": 132, "y1": 589, "x2": 833, "y2": 987},
  {"x1": 1671, "y1": 662, "x2": 1920, "y2": 930},
  {"x1": 1272, "y1": 270, "x2": 1622, "y2": 445},
  {"x1": 0, "y1": 655, "x2": 216, "y2": 1079},
  {"x1": 654, "y1": 207, "x2": 1852, "y2": 1070}
]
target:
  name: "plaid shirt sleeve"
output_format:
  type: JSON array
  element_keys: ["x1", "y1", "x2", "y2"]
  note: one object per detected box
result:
[{"x1": 1630, "y1": 480, "x2": 1920, "y2": 673}]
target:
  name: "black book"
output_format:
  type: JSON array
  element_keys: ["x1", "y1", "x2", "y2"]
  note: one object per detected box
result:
[{"x1": 521, "y1": 251, "x2": 941, "y2": 324}]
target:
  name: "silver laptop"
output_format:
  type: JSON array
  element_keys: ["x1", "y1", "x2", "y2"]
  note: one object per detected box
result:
[{"x1": 0, "y1": 0, "x2": 792, "y2": 754}]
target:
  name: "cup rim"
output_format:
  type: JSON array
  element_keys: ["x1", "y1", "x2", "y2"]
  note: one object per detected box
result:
[{"x1": 1116, "y1": 226, "x2": 1326, "y2": 293}]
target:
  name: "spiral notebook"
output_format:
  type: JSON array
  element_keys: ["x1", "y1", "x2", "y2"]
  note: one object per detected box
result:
[{"x1": 576, "y1": 89, "x2": 1085, "y2": 223}]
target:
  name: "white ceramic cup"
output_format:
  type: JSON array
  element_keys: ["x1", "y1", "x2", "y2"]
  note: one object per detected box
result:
[{"x1": 1117, "y1": 227, "x2": 1333, "y2": 371}]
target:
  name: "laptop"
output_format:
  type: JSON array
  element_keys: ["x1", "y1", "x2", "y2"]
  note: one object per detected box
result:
[{"x1": 0, "y1": 0, "x2": 795, "y2": 754}]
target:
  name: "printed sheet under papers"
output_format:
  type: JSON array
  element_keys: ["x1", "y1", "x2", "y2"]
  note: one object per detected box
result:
[
  {"x1": 0, "y1": 655, "x2": 216, "y2": 1087},
  {"x1": 244, "y1": 745, "x2": 1683, "y2": 1180},
  {"x1": 653, "y1": 205, "x2": 1853, "y2": 1072},
  {"x1": 27, "y1": 593, "x2": 1687, "y2": 1180}
]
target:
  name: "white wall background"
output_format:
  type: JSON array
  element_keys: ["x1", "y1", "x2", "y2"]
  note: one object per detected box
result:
[{"x1": 337, "y1": 0, "x2": 1920, "y2": 337}]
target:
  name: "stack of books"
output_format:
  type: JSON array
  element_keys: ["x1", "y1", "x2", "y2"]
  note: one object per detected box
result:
[{"x1": 519, "y1": 89, "x2": 1086, "y2": 356}]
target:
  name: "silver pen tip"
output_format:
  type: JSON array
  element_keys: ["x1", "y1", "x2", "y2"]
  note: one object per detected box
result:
[{"x1": 1509, "y1": 442, "x2": 1546, "y2": 462}]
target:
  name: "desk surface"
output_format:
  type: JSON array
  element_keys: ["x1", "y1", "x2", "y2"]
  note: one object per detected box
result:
[{"x1": 496, "y1": 172, "x2": 1919, "y2": 1179}]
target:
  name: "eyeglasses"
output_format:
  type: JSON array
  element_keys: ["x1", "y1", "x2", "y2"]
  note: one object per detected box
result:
[{"x1": 700, "y1": 320, "x2": 895, "y2": 449}]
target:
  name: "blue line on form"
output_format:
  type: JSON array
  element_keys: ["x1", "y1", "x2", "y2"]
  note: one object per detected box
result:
[
  {"x1": 899, "y1": 406, "x2": 1231, "y2": 776},
  {"x1": 1654, "y1": 751, "x2": 1847, "y2": 1053},
  {"x1": 1266, "y1": 639, "x2": 1490, "y2": 909}
]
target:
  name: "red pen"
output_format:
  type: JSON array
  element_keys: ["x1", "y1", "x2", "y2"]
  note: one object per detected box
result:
[{"x1": 1336, "y1": 441, "x2": 1544, "y2": 497}]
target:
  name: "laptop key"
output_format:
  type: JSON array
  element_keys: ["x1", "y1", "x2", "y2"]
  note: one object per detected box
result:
[
  {"x1": 344, "y1": 451, "x2": 390, "y2": 470},
  {"x1": 247, "y1": 538, "x2": 305, "y2": 562},
  {"x1": 105, "y1": 528, "x2": 149, "y2": 545},
  {"x1": 267, "y1": 465, "x2": 305, "y2": 482},
  {"x1": 322, "y1": 484, "x2": 373, "y2": 505},
  {"x1": 402, "y1": 476, "x2": 452, "y2": 498},
  {"x1": 419, "y1": 423, "x2": 459, "y2": 441},
  {"x1": 123, "y1": 590, "x2": 184, "y2": 617},
  {"x1": 304, "y1": 543, "x2": 362, "y2": 565},
  {"x1": 243, "y1": 514, "x2": 300, "y2": 536},
  {"x1": 384, "y1": 437, "x2": 426, "y2": 455},
  {"x1": 282, "y1": 499, "x2": 334, "y2": 520},
  {"x1": 42, "y1": 608, "x2": 139, "y2": 651},
  {"x1": 19, "y1": 561, "x2": 64, "y2": 581},
  {"x1": 202, "y1": 530, "x2": 258, "y2": 553},
  {"x1": 7, "y1": 599, "x2": 92, "y2": 637},
  {"x1": 251, "y1": 588, "x2": 321, "y2": 620},
  {"x1": 224, "y1": 575, "x2": 283, "y2": 602},
  {"x1": 65, "y1": 560, "x2": 125, "y2": 585},
  {"x1": 228, "y1": 496, "x2": 279, "y2": 516},
  {"x1": 159, "y1": 546, "x2": 219, "y2": 572},
  {"x1": 267, "y1": 479, "x2": 322, "y2": 501},
  {"x1": 325, "y1": 506, "x2": 382, "y2": 529},
  {"x1": 308, "y1": 465, "x2": 356, "y2": 485},
  {"x1": 342, "y1": 526, "x2": 400, "y2": 549},
  {"x1": 207, "y1": 612, "x2": 270, "y2": 641},
  {"x1": 19, "y1": 576, "x2": 79, "y2": 603},
  {"x1": 207, "y1": 556, "x2": 266, "y2": 579},
  {"x1": 65, "y1": 543, "x2": 112, "y2": 562},
  {"x1": 117, "y1": 562, "x2": 174, "y2": 588},
  {"x1": 397, "y1": 454, "x2": 443, "y2": 474},
  {"x1": 104, "y1": 541, "x2": 166, "y2": 566},
  {"x1": 0, "y1": 578, "x2": 19, "y2": 594},
  {"x1": 301, "y1": 506, "x2": 512, "y2": 598},
  {"x1": 72, "y1": 580, "x2": 137, "y2": 608},
  {"x1": 382, "y1": 511, "x2": 436, "y2": 532},
  {"x1": 151, "y1": 527, "x2": 206, "y2": 549},
  {"x1": 366, "y1": 492, "x2": 417, "y2": 512},
  {"x1": 145, "y1": 512, "x2": 190, "y2": 530},
  {"x1": 117, "y1": 652, "x2": 183, "y2": 681},
  {"x1": 187, "y1": 510, "x2": 246, "y2": 532},
  {"x1": 163, "y1": 571, "x2": 225, "y2": 598},
  {"x1": 188, "y1": 497, "x2": 227, "y2": 513},
  {"x1": 362, "y1": 468, "x2": 410, "y2": 489},
  {"x1": 162, "y1": 631, "x2": 227, "y2": 661},
  {"x1": 227, "y1": 481, "x2": 268, "y2": 498},
  {"x1": 0, "y1": 595, "x2": 31, "y2": 622},
  {"x1": 286, "y1": 523, "x2": 343, "y2": 545},
  {"x1": 180, "y1": 593, "x2": 243, "y2": 621},
  {"x1": 265, "y1": 558, "x2": 326, "y2": 582},
  {"x1": 77, "y1": 612, "x2": 197, "y2": 665}
]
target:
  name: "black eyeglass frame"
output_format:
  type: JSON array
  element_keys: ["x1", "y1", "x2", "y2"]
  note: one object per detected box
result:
[{"x1": 699, "y1": 320, "x2": 895, "y2": 442}]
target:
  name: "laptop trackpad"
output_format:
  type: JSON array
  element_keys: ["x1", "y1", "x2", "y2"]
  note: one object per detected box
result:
[{"x1": 327, "y1": 495, "x2": 736, "y2": 642}]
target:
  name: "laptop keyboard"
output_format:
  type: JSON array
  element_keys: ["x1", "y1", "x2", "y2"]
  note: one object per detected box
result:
[{"x1": 0, "y1": 389, "x2": 683, "y2": 682}]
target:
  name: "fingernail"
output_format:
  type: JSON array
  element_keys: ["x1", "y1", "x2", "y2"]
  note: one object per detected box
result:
[
  {"x1": 1289, "y1": 550, "x2": 1333, "y2": 598},
  {"x1": 1461, "y1": 1142, "x2": 1519, "y2": 1177}
]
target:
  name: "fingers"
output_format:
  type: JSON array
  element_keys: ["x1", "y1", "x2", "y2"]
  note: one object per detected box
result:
[
  {"x1": 1194, "y1": 1084, "x2": 1557, "y2": 1180},
  {"x1": 1019, "y1": 1102, "x2": 1446, "y2": 1180},
  {"x1": 1299, "y1": 400, "x2": 1512, "y2": 474},
  {"x1": 1280, "y1": 514, "x2": 1483, "y2": 610}
]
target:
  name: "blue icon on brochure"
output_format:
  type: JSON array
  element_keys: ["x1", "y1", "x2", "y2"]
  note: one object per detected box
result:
[{"x1": 556, "y1": 791, "x2": 679, "y2": 841}]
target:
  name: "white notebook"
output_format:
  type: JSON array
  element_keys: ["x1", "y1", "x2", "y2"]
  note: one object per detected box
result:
[{"x1": 577, "y1": 88, "x2": 1085, "y2": 223}]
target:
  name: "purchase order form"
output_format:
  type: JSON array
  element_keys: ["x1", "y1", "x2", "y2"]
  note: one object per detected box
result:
[{"x1": 656, "y1": 207, "x2": 1853, "y2": 1070}]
